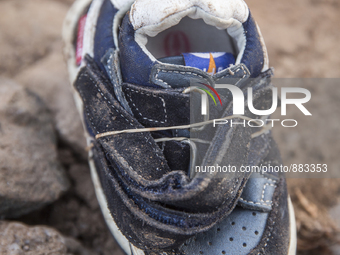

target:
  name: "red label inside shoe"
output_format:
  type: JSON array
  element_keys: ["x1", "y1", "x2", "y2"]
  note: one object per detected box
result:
[
  {"x1": 164, "y1": 31, "x2": 191, "y2": 57},
  {"x1": 76, "y1": 14, "x2": 87, "y2": 66}
]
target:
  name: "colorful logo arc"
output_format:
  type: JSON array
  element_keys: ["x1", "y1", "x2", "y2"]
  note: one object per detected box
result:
[{"x1": 198, "y1": 83, "x2": 223, "y2": 106}]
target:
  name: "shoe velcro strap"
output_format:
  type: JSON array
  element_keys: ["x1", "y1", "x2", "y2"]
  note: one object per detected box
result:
[{"x1": 75, "y1": 55, "x2": 277, "y2": 251}]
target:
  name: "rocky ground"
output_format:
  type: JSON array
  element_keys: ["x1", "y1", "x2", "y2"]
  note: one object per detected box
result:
[{"x1": 0, "y1": 0, "x2": 339, "y2": 254}]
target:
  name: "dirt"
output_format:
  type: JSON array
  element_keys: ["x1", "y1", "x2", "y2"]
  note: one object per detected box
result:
[{"x1": 0, "y1": 0, "x2": 339, "y2": 254}]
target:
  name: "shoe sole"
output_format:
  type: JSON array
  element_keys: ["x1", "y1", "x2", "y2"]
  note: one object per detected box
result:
[{"x1": 62, "y1": 1, "x2": 297, "y2": 254}]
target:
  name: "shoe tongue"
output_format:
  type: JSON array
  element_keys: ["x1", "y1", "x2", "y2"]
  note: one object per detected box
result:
[{"x1": 158, "y1": 52, "x2": 235, "y2": 75}]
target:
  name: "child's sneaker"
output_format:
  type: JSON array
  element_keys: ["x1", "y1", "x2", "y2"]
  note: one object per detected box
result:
[{"x1": 63, "y1": 0, "x2": 297, "y2": 254}]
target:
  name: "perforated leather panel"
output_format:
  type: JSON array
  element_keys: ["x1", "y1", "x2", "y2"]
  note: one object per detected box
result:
[{"x1": 180, "y1": 207, "x2": 268, "y2": 255}]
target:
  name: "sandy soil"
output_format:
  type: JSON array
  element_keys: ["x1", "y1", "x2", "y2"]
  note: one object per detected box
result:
[{"x1": 0, "y1": 0, "x2": 339, "y2": 254}]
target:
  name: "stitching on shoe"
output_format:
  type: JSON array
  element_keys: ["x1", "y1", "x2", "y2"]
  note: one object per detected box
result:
[
  {"x1": 257, "y1": 184, "x2": 282, "y2": 254},
  {"x1": 81, "y1": 72, "x2": 164, "y2": 170},
  {"x1": 125, "y1": 87, "x2": 168, "y2": 124},
  {"x1": 258, "y1": 182, "x2": 281, "y2": 255},
  {"x1": 106, "y1": 54, "x2": 124, "y2": 104},
  {"x1": 262, "y1": 177, "x2": 277, "y2": 183},
  {"x1": 238, "y1": 197, "x2": 272, "y2": 207},
  {"x1": 215, "y1": 65, "x2": 247, "y2": 81},
  {"x1": 261, "y1": 183, "x2": 276, "y2": 204},
  {"x1": 154, "y1": 65, "x2": 248, "y2": 86},
  {"x1": 114, "y1": 88, "x2": 164, "y2": 166},
  {"x1": 155, "y1": 69, "x2": 169, "y2": 86},
  {"x1": 83, "y1": 73, "x2": 134, "y2": 127},
  {"x1": 239, "y1": 180, "x2": 277, "y2": 206},
  {"x1": 81, "y1": 72, "x2": 134, "y2": 129},
  {"x1": 261, "y1": 159, "x2": 281, "y2": 167},
  {"x1": 155, "y1": 69, "x2": 206, "y2": 86},
  {"x1": 78, "y1": 72, "x2": 133, "y2": 135},
  {"x1": 121, "y1": 89, "x2": 164, "y2": 166}
]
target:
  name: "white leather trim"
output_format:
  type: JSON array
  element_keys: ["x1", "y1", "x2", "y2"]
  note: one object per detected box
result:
[
  {"x1": 131, "y1": 1, "x2": 248, "y2": 66},
  {"x1": 130, "y1": 244, "x2": 145, "y2": 255},
  {"x1": 133, "y1": 7, "x2": 247, "y2": 64},
  {"x1": 227, "y1": 21, "x2": 246, "y2": 65},
  {"x1": 135, "y1": 33, "x2": 157, "y2": 61},
  {"x1": 288, "y1": 196, "x2": 297, "y2": 255},
  {"x1": 110, "y1": 0, "x2": 135, "y2": 10},
  {"x1": 62, "y1": 0, "x2": 94, "y2": 145},
  {"x1": 256, "y1": 23, "x2": 270, "y2": 72},
  {"x1": 132, "y1": 4, "x2": 248, "y2": 38},
  {"x1": 113, "y1": 3, "x2": 135, "y2": 49},
  {"x1": 130, "y1": 0, "x2": 248, "y2": 32},
  {"x1": 82, "y1": 0, "x2": 104, "y2": 64},
  {"x1": 62, "y1": 0, "x2": 93, "y2": 84}
]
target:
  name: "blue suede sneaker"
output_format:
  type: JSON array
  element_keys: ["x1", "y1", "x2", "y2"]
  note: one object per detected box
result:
[{"x1": 63, "y1": 0, "x2": 297, "y2": 254}]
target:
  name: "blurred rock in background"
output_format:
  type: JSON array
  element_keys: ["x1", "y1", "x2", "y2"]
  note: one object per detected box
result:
[
  {"x1": 0, "y1": 78, "x2": 69, "y2": 218},
  {"x1": 0, "y1": 221, "x2": 68, "y2": 255}
]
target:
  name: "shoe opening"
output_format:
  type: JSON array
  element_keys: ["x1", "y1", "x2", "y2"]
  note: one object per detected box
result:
[
  {"x1": 145, "y1": 17, "x2": 238, "y2": 60},
  {"x1": 130, "y1": 1, "x2": 249, "y2": 71}
]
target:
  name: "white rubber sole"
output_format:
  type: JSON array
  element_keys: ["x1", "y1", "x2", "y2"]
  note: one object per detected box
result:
[
  {"x1": 89, "y1": 158, "x2": 138, "y2": 255},
  {"x1": 288, "y1": 196, "x2": 297, "y2": 255},
  {"x1": 62, "y1": 1, "x2": 297, "y2": 255}
]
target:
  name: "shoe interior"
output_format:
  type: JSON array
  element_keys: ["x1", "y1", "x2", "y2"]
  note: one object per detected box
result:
[{"x1": 146, "y1": 17, "x2": 238, "y2": 59}]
